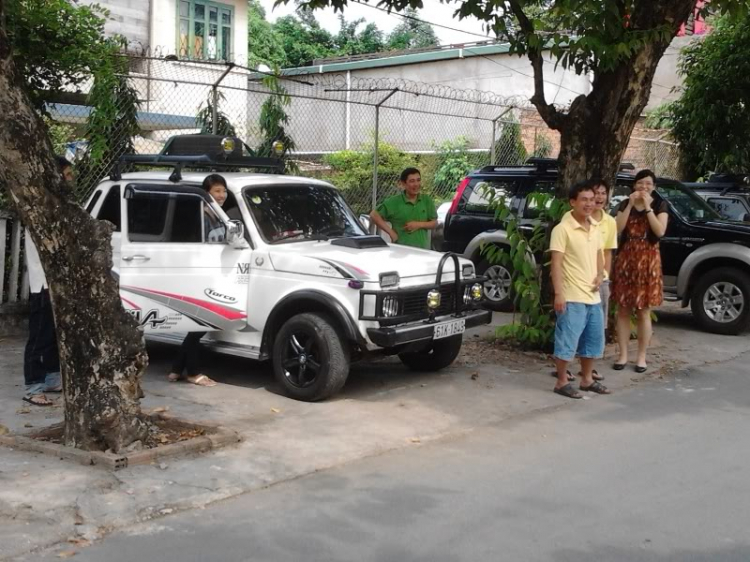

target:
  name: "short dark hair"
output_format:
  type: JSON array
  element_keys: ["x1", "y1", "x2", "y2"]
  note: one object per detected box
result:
[
  {"x1": 55, "y1": 156, "x2": 72, "y2": 171},
  {"x1": 569, "y1": 179, "x2": 596, "y2": 201},
  {"x1": 202, "y1": 173, "x2": 227, "y2": 192},
  {"x1": 590, "y1": 177, "x2": 610, "y2": 194},
  {"x1": 399, "y1": 167, "x2": 421, "y2": 182},
  {"x1": 633, "y1": 169, "x2": 657, "y2": 186}
]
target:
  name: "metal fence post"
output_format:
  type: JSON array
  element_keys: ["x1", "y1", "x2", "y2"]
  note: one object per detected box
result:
[
  {"x1": 372, "y1": 88, "x2": 399, "y2": 211},
  {"x1": 491, "y1": 107, "x2": 513, "y2": 165},
  {"x1": 211, "y1": 63, "x2": 235, "y2": 135}
]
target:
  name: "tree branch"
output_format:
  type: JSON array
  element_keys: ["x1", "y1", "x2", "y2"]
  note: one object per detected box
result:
[{"x1": 507, "y1": 0, "x2": 566, "y2": 131}]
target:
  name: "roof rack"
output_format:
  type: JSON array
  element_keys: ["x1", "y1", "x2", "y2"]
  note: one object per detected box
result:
[{"x1": 110, "y1": 154, "x2": 284, "y2": 182}]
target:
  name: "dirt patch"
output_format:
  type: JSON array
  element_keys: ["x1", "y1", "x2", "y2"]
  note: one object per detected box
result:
[
  {"x1": 0, "y1": 414, "x2": 241, "y2": 470},
  {"x1": 31, "y1": 416, "x2": 208, "y2": 450},
  {"x1": 458, "y1": 337, "x2": 551, "y2": 370}
]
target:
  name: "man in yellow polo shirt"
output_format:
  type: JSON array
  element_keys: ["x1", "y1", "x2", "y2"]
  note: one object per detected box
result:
[
  {"x1": 592, "y1": 178, "x2": 618, "y2": 333},
  {"x1": 550, "y1": 179, "x2": 611, "y2": 399},
  {"x1": 370, "y1": 167, "x2": 437, "y2": 250}
]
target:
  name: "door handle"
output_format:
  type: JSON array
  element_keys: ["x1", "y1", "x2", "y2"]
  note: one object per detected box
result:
[{"x1": 122, "y1": 255, "x2": 150, "y2": 262}]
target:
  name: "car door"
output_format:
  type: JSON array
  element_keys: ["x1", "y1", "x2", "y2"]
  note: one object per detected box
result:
[
  {"x1": 444, "y1": 177, "x2": 519, "y2": 252},
  {"x1": 118, "y1": 184, "x2": 250, "y2": 333}
]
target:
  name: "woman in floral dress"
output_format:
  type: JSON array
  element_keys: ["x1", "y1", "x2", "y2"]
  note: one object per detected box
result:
[{"x1": 611, "y1": 169, "x2": 669, "y2": 373}]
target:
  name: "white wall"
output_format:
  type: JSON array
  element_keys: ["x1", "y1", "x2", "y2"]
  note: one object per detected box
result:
[{"x1": 151, "y1": 0, "x2": 248, "y2": 63}]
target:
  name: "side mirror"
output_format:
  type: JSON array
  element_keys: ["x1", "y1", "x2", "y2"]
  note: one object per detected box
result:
[
  {"x1": 359, "y1": 214, "x2": 375, "y2": 234},
  {"x1": 742, "y1": 214, "x2": 750, "y2": 223},
  {"x1": 226, "y1": 220, "x2": 248, "y2": 248}
]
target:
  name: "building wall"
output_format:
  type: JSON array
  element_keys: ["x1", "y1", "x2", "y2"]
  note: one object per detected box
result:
[
  {"x1": 77, "y1": 0, "x2": 151, "y2": 48},
  {"x1": 151, "y1": 0, "x2": 248, "y2": 63}
]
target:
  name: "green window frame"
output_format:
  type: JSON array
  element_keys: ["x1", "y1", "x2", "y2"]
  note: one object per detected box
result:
[{"x1": 178, "y1": 0, "x2": 234, "y2": 61}]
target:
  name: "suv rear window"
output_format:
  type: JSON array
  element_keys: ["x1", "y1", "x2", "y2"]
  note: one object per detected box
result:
[{"x1": 464, "y1": 179, "x2": 515, "y2": 213}]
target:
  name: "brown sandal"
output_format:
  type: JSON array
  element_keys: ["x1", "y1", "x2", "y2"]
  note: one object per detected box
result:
[
  {"x1": 23, "y1": 394, "x2": 55, "y2": 407},
  {"x1": 186, "y1": 374, "x2": 217, "y2": 387}
]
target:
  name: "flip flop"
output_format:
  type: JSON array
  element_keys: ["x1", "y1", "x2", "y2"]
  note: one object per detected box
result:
[
  {"x1": 167, "y1": 372, "x2": 183, "y2": 382},
  {"x1": 577, "y1": 369, "x2": 604, "y2": 381},
  {"x1": 580, "y1": 381, "x2": 612, "y2": 395},
  {"x1": 187, "y1": 374, "x2": 217, "y2": 387},
  {"x1": 550, "y1": 370, "x2": 575, "y2": 382},
  {"x1": 553, "y1": 383, "x2": 583, "y2": 399},
  {"x1": 23, "y1": 395, "x2": 55, "y2": 407}
]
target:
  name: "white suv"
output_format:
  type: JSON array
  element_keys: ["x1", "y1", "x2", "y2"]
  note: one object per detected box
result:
[{"x1": 84, "y1": 140, "x2": 490, "y2": 401}]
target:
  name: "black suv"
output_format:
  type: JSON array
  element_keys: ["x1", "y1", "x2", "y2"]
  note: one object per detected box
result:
[
  {"x1": 684, "y1": 174, "x2": 750, "y2": 223},
  {"x1": 442, "y1": 159, "x2": 750, "y2": 335}
]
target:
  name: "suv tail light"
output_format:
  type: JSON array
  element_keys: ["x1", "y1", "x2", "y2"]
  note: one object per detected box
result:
[{"x1": 448, "y1": 177, "x2": 471, "y2": 216}]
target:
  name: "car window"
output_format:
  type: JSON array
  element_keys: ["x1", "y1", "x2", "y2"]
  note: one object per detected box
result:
[
  {"x1": 464, "y1": 179, "x2": 515, "y2": 213},
  {"x1": 97, "y1": 186, "x2": 121, "y2": 231},
  {"x1": 127, "y1": 192, "x2": 205, "y2": 243},
  {"x1": 85, "y1": 190, "x2": 103, "y2": 214},
  {"x1": 657, "y1": 183, "x2": 721, "y2": 222},
  {"x1": 244, "y1": 184, "x2": 367, "y2": 244},
  {"x1": 706, "y1": 197, "x2": 748, "y2": 221},
  {"x1": 523, "y1": 181, "x2": 556, "y2": 219},
  {"x1": 609, "y1": 180, "x2": 633, "y2": 214}
]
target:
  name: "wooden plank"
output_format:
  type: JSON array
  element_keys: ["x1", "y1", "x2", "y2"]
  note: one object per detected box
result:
[
  {"x1": 0, "y1": 217, "x2": 6, "y2": 304},
  {"x1": 7, "y1": 220, "x2": 21, "y2": 303}
]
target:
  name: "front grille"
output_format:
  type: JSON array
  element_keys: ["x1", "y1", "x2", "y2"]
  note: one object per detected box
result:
[
  {"x1": 359, "y1": 282, "x2": 478, "y2": 327},
  {"x1": 402, "y1": 285, "x2": 456, "y2": 316}
]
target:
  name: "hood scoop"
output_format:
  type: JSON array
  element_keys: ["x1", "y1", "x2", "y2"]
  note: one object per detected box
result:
[{"x1": 330, "y1": 235, "x2": 388, "y2": 249}]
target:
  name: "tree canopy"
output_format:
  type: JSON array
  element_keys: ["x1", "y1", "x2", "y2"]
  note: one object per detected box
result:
[
  {"x1": 248, "y1": 0, "x2": 437, "y2": 67},
  {"x1": 670, "y1": 13, "x2": 750, "y2": 176},
  {"x1": 385, "y1": 7, "x2": 439, "y2": 50},
  {"x1": 4, "y1": 0, "x2": 118, "y2": 110}
]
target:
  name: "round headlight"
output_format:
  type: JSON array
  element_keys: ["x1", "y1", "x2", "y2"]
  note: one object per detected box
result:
[
  {"x1": 272, "y1": 140, "x2": 285, "y2": 156},
  {"x1": 221, "y1": 137, "x2": 235, "y2": 154},
  {"x1": 426, "y1": 289, "x2": 441, "y2": 310},
  {"x1": 471, "y1": 283, "x2": 483, "y2": 301},
  {"x1": 382, "y1": 295, "x2": 399, "y2": 317}
]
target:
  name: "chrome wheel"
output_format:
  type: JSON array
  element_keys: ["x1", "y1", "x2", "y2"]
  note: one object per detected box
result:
[
  {"x1": 703, "y1": 281, "x2": 745, "y2": 323},
  {"x1": 483, "y1": 265, "x2": 512, "y2": 302}
]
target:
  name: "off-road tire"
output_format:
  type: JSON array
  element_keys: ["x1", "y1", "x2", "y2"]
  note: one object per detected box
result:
[
  {"x1": 690, "y1": 267, "x2": 750, "y2": 335},
  {"x1": 476, "y1": 257, "x2": 514, "y2": 312},
  {"x1": 398, "y1": 334, "x2": 463, "y2": 372},
  {"x1": 272, "y1": 313, "x2": 350, "y2": 401}
]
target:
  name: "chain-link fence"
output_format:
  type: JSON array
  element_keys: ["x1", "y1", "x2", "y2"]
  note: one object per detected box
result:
[
  {"x1": 46, "y1": 53, "x2": 551, "y2": 213},
  {"x1": 44, "y1": 52, "x2": 685, "y2": 217}
]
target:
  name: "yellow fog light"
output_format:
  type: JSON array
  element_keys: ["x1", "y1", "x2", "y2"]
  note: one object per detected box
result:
[
  {"x1": 272, "y1": 140, "x2": 285, "y2": 156},
  {"x1": 471, "y1": 283, "x2": 483, "y2": 301},
  {"x1": 427, "y1": 289, "x2": 441, "y2": 310},
  {"x1": 221, "y1": 137, "x2": 235, "y2": 154}
]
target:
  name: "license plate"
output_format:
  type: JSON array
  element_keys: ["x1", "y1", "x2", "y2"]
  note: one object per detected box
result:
[{"x1": 433, "y1": 319, "x2": 466, "y2": 340}]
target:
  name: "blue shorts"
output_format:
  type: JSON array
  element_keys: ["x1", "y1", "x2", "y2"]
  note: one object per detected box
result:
[{"x1": 554, "y1": 302, "x2": 605, "y2": 361}]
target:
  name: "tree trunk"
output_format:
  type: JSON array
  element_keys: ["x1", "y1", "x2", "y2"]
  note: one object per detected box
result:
[
  {"x1": 0, "y1": 8, "x2": 151, "y2": 452},
  {"x1": 532, "y1": 1, "x2": 697, "y2": 197}
]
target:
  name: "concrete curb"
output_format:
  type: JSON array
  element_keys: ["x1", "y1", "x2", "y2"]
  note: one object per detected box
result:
[{"x1": 0, "y1": 416, "x2": 242, "y2": 471}]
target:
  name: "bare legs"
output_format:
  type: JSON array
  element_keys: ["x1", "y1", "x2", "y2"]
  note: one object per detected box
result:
[{"x1": 616, "y1": 306, "x2": 652, "y2": 368}]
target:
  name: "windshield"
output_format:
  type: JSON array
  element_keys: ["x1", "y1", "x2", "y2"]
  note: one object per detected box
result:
[
  {"x1": 244, "y1": 184, "x2": 367, "y2": 244},
  {"x1": 657, "y1": 182, "x2": 722, "y2": 222}
]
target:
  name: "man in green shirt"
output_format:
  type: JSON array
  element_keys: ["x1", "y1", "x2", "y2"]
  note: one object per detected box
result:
[{"x1": 370, "y1": 167, "x2": 438, "y2": 250}]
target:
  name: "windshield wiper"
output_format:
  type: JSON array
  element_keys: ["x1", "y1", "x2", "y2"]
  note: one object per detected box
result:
[{"x1": 319, "y1": 226, "x2": 347, "y2": 238}]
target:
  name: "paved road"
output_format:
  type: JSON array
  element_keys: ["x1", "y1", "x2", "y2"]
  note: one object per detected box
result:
[{"x1": 34, "y1": 352, "x2": 750, "y2": 562}]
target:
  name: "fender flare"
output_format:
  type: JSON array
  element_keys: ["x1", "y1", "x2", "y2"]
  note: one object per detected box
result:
[
  {"x1": 261, "y1": 290, "x2": 363, "y2": 354},
  {"x1": 677, "y1": 243, "x2": 750, "y2": 301}
]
